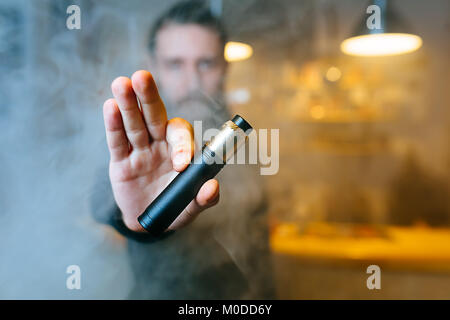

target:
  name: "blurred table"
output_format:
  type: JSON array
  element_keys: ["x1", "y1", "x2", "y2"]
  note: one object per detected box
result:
[
  {"x1": 270, "y1": 222, "x2": 450, "y2": 272},
  {"x1": 269, "y1": 222, "x2": 450, "y2": 298}
]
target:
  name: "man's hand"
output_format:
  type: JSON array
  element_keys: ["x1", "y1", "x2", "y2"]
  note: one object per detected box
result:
[{"x1": 103, "y1": 70, "x2": 220, "y2": 232}]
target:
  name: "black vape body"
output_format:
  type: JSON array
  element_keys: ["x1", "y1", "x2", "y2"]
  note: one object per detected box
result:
[{"x1": 138, "y1": 115, "x2": 252, "y2": 236}]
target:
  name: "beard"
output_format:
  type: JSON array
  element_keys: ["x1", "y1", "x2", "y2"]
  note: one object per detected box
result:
[{"x1": 162, "y1": 89, "x2": 231, "y2": 132}]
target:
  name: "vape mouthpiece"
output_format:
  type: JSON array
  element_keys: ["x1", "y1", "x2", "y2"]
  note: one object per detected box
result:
[
  {"x1": 232, "y1": 114, "x2": 252, "y2": 132},
  {"x1": 137, "y1": 115, "x2": 253, "y2": 236}
]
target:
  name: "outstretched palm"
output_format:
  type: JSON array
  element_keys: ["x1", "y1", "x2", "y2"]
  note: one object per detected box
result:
[{"x1": 103, "y1": 70, "x2": 219, "y2": 232}]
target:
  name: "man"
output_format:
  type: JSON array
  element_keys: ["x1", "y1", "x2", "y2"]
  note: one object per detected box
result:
[{"x1": 91, "y1": 0, "x2": 275, "y2": 299}]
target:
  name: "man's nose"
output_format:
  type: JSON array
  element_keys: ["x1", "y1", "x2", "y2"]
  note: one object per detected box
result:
[{"x1": 186, "y1": 67, "x2": 202, "y2": 91}]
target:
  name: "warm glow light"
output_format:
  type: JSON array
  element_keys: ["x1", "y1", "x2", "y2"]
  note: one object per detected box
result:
[
  {"x1": 310, "y1": 105, "x2": 325, "y2": 120},
  {"x1": 224, "y1": 41, "x2": 253, "y2": 62},
  {"x1": 325, "y1": 66, "x2": 342, "y2": 82},
  {"x1": 340, "y1": 33, "x2": 422, "y2": 56}
]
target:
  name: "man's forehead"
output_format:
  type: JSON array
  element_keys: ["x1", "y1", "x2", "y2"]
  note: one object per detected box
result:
[{"x1": 155, "y1": 23, "x2": 222, "y2": 59}]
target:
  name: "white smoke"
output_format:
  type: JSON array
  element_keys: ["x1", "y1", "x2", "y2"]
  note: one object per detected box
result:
[
  {"x1": 0, "y1": 0, "x2": 160, "y2": 299},
  {"x1": 0, "y1": 0, "x2": 275, "y2": 299}
]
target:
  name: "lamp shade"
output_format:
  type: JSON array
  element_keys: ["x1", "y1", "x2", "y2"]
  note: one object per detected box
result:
[{"x1": 341, "y1": 0, "x2": 422, "y2": 56}]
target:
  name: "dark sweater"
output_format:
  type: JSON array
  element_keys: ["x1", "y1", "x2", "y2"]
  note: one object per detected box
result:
[{"x1": 90, "y1": 164, "x2": 275, "y2": 299}]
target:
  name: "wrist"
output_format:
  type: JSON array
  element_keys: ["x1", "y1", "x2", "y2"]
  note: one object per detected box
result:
[{"x1": 111, "y1": 208, "x2": 175, "y2": 243}]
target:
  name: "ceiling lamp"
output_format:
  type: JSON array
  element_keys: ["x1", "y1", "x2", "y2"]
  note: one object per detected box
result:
[
  {"x1": 341, "y1": 0, "x2": 422, "y2": 56},
  {"x1": 224, "y1": 41, "x2": 253, "y2": 62}
]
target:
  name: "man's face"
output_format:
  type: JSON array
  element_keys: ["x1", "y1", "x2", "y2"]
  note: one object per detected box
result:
[{"x1": 152, "y1": 23, "x2": 227, "y2": 106}]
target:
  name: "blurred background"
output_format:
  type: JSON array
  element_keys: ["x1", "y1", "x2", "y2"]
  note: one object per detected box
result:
[{"x1": 0, "y1": 0, "x2": 449, "y2": 299}]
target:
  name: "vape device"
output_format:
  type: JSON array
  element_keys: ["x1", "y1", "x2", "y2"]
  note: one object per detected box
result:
[{"x1": 137, "y1": 115, "x2": 253, "y2": 236}]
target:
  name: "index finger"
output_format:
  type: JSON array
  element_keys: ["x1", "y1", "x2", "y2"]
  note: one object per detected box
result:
[{"x1": 131, "y1": 70, "x2": 168, "y2": 141}]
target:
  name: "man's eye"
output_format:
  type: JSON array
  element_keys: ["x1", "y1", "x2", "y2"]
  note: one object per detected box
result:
[
  {"x1": 198, "y1": 60, "x2": 215, "y2": 71},
  {"x1": 167, "y1": 61, "x2": 182, "y2": 70}
]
